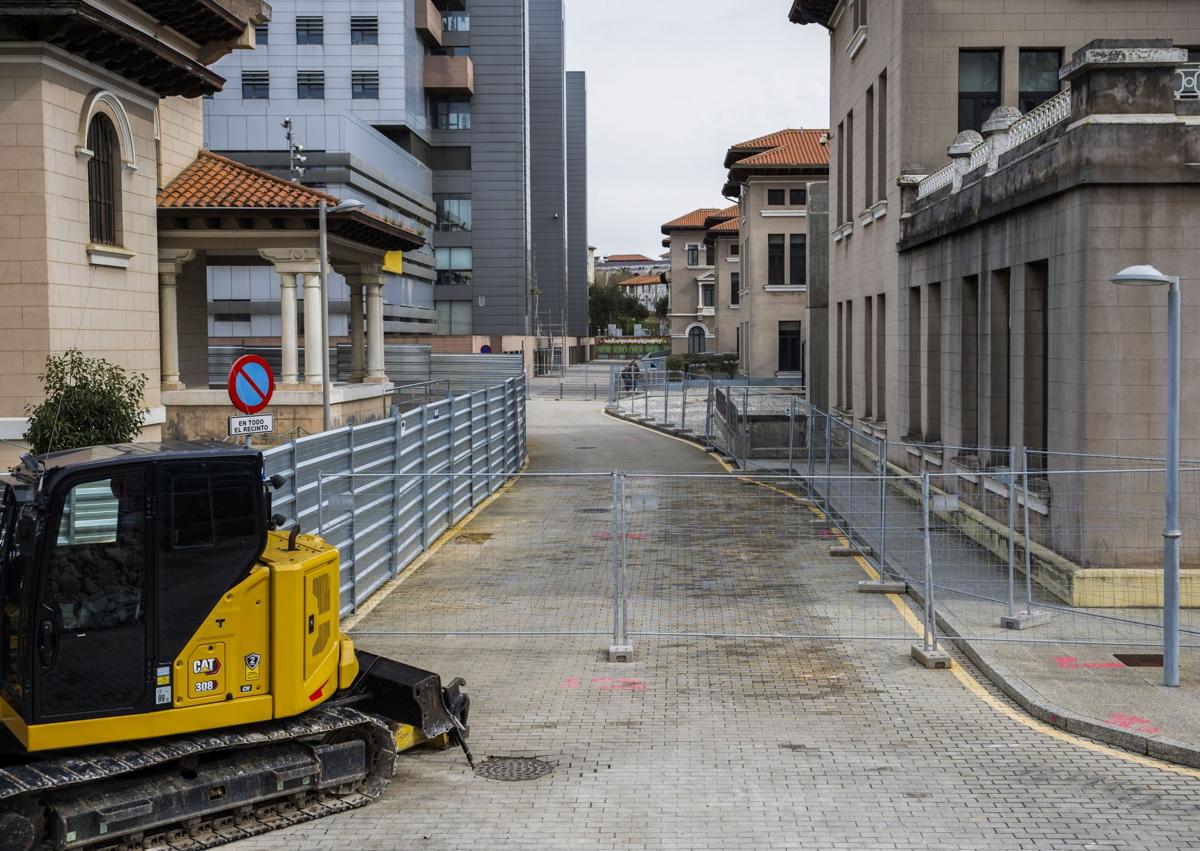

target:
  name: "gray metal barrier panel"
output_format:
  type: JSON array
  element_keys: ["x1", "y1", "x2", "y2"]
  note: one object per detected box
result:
[
  {"x1": 430, "y1": 353, "x2": 525, "y2": 394},
  {"x1": 265, "y1": 375, "x2": 527, "y2": 615}
]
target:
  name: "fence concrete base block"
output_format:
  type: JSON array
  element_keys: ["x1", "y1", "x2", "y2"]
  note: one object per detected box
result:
[
  {"x1": 858, "y1": 579, "x2": 907, "y2": 594},
  {"x1": 830, "y1": 545, "x2": 873, "y2": 557},
  {"x1": 1000, "y1": 611, "x2": 1052, "y2": 630},
  {"x1": 608, "y1": 644, "x2": 634, "y2": 662},
  {"x1": 910, "y1": 645, "x2": 953, "y2": 669}
]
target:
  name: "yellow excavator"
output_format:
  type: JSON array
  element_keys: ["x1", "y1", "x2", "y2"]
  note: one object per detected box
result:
[{"x1": 0, "y1": 442, "x2": 471, "y2": 850}]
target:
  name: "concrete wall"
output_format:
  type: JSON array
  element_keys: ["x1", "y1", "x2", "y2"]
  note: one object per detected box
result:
[
  {"x1": 712, "y1": 233, "x2": 740, "y2": 355},
  {"x1": 565, "y1": 71, "x2": 589, "y2": 338},
  {"x1": 738, "y1": 177, "x2": 809, "y2": 378}
]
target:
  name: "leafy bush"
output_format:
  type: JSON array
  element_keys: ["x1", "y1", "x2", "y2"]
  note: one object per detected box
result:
[
  {"x1": 677, "y1": 353, "x2": 738, "y2": 378},
  {"x1": 24, "y1": 349, "x2": 149, "y2": 455}
]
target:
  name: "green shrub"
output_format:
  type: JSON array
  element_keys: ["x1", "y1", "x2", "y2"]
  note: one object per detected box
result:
[{"x1": 24, "y1": 349, "x2": 149, "y2": 455}]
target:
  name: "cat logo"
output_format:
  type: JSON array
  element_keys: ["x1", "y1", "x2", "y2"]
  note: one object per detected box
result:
[
  {"x1": 192, "y1": 657, "x2": 221, "y2": 675},
  {"x1": 245, "y1": 652, "x2": 261, "y2": 681}
]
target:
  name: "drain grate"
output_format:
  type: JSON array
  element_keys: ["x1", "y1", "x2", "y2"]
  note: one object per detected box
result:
[
  {"x1": 1114, "y1": 653, "x2": 1163, "y2": 667},
  {"x1": 474, "y1": 757, "x2": 554, "y2": 782},
  {"x1": 453, "y1": 532, "x2": 494, "y2": 545},
  {"x1": 575, "y1": 445, "x2": 598, "y2": 450},
  {"x1": 577, "y1": 507, "x2": 609, "y2": 514}
]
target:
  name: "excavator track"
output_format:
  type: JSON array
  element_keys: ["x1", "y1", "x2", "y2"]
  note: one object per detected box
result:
[{"x1": 0, "y1": 706, "x2": 399, "y2": 851}]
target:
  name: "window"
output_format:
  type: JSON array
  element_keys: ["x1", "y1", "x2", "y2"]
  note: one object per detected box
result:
[
  {"x1": 701, "y1": 283, "x2": 715, "y2": 307},
  {"x1": 214, "y1": 313, "x2": 252, "y2": 324},
  {"x1": 845, "y1": 300, "x2": 854, "y2": 409},
  {"x1": 767, "y1": 234, "x2": 785, "y2": 285},
  {"x1": 789, "y1": 234, "x2": 807, "y2": 286},
  {"x1": 836, "y1": 119, "x2": 844, "y2": 225},
  {"x1": 789, "y1": 188, "x2": 806, "y2": 206},
  {"x1": 352, "y1": 71, "x2": 379, "y2": 99},
  {"x1": 924, "y1": 283, "x2": 942, "y2": 440},
  {"x1": 779, "y1": 321, "x2": 803, "y2": 373},
  {"x1": 254, "y1": 23, "x2": 268, "y2": 44},
  {"x1": 241, "y1": 70, "x2": 269, "y2": 99},
  {"x1": 86, "y1": 114, "x2": 119, "y2": 246},
  {"x1": 435, "y1": 247, "x2": 473, "y2": 286},
  {"x1": 864, "y1": 296, "x2": 874, "y2": 417},
  {"x1": 853, "y1": 0, "x2": 867, "y2": 30},
  {"x1": 686, "y1": 244, "x2": 699, "y2": 266},
  {"x1": 442, "y1": 12, "x2": 470, "y2": 31},
  {"x1": 730, "y1": 272, "x2": 740, "y2": 306},
  {"x1": 688, "y1": 326, "x2": 706, "y2": 354},
  {"x1": 1019, "y1": 49, "x2": 1062, "y2": 113},
  {"x1": 875, "y1": 293, "x2": 886, "y2": 422},
  {"x1": 435, "y1": 194, "x2": 472, "y2": 231},
  {"x1": 1024, "y1": 261, "x2": 1050, "y2": 459},
  {"x1": 959, "y1": 49, "x2": 1002, "y2": 132},
  {"x1": 296, "y1": 16, "x2": 323, "y2": 44},
  {"x1": 908, "y1": 287, "x2": 922, "y2": 435},
  {"x1": 989, "y1": 270, "x2": 1011, "y2": 448},
  {"x1": 961, "y1": 276, "x2": 979, "y2": 445},
  {"x1": 846, "y1": 109, "x2": 854, "y2": 219},
  {"x1": 877, "y1": 70, "x2": 888, "y2": 203},
  {"x1": 704, "y1": 243, "x2": 715, "y2": 266},
  {"x1": 434, "y1": 46, "x2": 471, "y2": 56},
  {"x1": 351, "y1": 16, "x2": 378, "y2": 45},
  {"x1": 730, "y1": 242, "x2": 740, "y2": 257},
  {"x1": 865, "y1": 85, "x2": 874, "y2": 208},
  {"x1": 434, "y1": 99, "x2": 471, "y2": 129},
  {"x1": 297, "y1": 71, "x2": 325, "y2": 99},
  {"x1": 767, "y1": 188, "x2": 786, "y2": 206}
]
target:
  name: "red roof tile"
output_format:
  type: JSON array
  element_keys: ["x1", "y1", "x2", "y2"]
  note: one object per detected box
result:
[
  {"x1": 724, "y1": 128, "x2": 829, "y2": 169},
  {"x1": 619, "y1": 275, "x2": 664, "y2": 286},
  {"x1": 158, "y1": 150, "x2": 342, "y2": 209},
  {"x1": 603, "y1": 253, "x2": 656, "y2": 263},
  {"x1": 709, "y1": 217, "x2": 740, "y2": 234},
  {"x1": 662, "y1": 207, "x2": 723, "y2": 233}
]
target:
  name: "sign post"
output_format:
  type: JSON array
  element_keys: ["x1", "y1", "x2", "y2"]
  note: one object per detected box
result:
[{"x1": 227, "y1": 355, "x2": 276, "y2": 446}]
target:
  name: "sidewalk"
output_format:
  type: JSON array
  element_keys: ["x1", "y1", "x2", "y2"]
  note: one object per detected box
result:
[{"x1": 607, "y1": 390, "x2": 1200, "y2": 767}]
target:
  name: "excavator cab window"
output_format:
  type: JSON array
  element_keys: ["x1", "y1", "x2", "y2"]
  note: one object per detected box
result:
[
  {"x1": 0, "y1": 485, "x2": 30, "y2": 706},
  {"x1": 38, "y1": 469, "x2": 148, "y2": 719}
]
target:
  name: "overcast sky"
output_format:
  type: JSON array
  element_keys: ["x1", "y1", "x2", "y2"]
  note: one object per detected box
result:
[{"x1": 564, "y1": 0, "x2": 830, "y2": 260}]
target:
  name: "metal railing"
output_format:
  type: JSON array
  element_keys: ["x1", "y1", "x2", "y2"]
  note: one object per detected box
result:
[{"x1": 387, "y1": 380, "x2": 450, "y2": 411}]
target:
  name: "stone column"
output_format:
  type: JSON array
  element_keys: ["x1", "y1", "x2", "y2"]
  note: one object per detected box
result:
[
  {"x1": 363, "y1": 266, "x2": 387, "y2": 383},
  {"x1": 303, "y1": 273, "x2": 324, "y2": 385},
  {"x1": 278, "y1": 272, "x2": 299, "y2": 384},
  {"x1": 349, "y1": 280, "x2": 366, "y2": 382},
  {"x1": 157, "y1": 249, "x2": 196, "y2": 391},
  {"x1": 260, "y1": 248, "x2": 321, "y2": 387}
]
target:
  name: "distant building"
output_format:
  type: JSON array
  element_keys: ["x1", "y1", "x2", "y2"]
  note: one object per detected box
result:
[
  {"x1": 723, "y1": 130, "x2": 829, "y2": 378},
  {"x1": 619, "y1": 274, "x2": 668, "y2": 313},
  {"x1": 597, "y1": 253, "x2": 669, "y2": 279},
  {"x1": 662, "y1": 208, "x2": 723, "y2": 354}
]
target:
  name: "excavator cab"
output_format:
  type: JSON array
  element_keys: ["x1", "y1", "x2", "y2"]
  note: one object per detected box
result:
[{"x1": 0, "y1": 442, "x2": 470, "y2": 850}]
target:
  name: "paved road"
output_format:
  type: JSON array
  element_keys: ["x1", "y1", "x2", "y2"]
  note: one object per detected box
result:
[{"x1": 234, "y1": 375, "x2": 1200, "y2": 850}]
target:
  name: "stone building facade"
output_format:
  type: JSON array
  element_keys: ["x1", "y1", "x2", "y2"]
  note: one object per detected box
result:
[
  {"x1": 791, "y1": 0, "x2": 1200, "y2": 582},
  {"x1": 0, "y1": 0, "x2": 269, "y2": 465},
  {"x1": 663, "y1": 208, "x2": 722, "y2": 355}
]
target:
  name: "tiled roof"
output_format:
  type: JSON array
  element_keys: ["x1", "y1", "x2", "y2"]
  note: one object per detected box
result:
[
  {"x1": 709, "y1": 217, "x2": 740, "y2": 234},
  {"x1": 662, "y1": 207, "x2": 723, "y2": 233},
  {"x1": 724, "y1": 128, "x2": 829, "y2": 171},
  {"x1": 735, "y1": 134, "x2": 830, "y2": 167},
  {"x1": 703, "y1": 204, "x2": 739, "y2": 228},
  {"x1": 158, "y1": 150, "x2": 342, "y2": 209},
  {"x1": 604, "y1": 253, "x2": 655, "y2": 263},
  {"x1": 619, "y1": 275, "x2": 664, "y2": 286},
  {"x1": 788, "y1": 0, "x2": 838, "y2": 27}
]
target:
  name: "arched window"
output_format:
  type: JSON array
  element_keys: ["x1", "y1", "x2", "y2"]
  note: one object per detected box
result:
[
  {"x1": 688, "y1": 326, "x2": 706, "y2": 354},
  {"x1": 87, "y1": 113, "x2": 119, "y2": 246}
]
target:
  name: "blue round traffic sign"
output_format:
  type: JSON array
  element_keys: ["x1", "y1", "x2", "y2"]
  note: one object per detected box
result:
[
  {"x1": 480, "y1": 344, "x2": 492, "y2": 354},
  {"x1": 228, "y1": 355, "x2": 275, "y2": 415}
]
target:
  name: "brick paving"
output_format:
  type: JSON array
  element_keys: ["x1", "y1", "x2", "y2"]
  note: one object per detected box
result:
[{"x1": 233, "y1": 384, "x2": 1200, "y2": 850}]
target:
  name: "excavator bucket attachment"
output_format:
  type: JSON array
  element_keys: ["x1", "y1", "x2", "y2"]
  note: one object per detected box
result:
[{"x1": 339, "y1": 651, "x2": 471, "y2": 741}]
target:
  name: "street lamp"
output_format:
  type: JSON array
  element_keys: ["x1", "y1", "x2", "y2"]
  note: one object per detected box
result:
[
  {"x1": 1110, "y1": 264, "x2": 1182, "y2": 687},
  {"x1": 319, "y1": 198, "x2": 366, "y2": 432}
]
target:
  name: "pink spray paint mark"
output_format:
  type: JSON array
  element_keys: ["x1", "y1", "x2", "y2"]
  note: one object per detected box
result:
[
  {"x1": 591, "y1": 677, "x2": 646, "y2": 692},
  {"x1": 560, "y1": 677, "x2": 582, "y2": 689},
  {"x1": 1056, "y1": 656, "x2": 1126, "y2": 670},
  {"x1": 1107, "y1": 712, "x2": 1160, "y2": 735}
]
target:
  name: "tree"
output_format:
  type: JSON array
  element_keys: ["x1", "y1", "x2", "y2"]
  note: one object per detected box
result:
[
  {"x1": 24, "y1": 349, "x2": 149, "y2": 455},
  {"x1": 589, "y1": 279, "x2": 650, "y2": 336},
  {"x1": 654, "y1": 295, "x2": 669, "y2": 319}
]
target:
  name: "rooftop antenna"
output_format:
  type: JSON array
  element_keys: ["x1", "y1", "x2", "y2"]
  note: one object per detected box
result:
[{"x1": 282, "y1": 117, "x2": 307, "y2": 182}]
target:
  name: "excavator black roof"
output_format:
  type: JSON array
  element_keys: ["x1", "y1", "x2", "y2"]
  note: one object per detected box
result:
[{"x1": 5, "y1": 442, "x2": 261, "y2": 488}]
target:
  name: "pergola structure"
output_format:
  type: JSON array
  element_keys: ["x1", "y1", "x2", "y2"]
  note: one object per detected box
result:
[{"x1": 156, "y1": 151, "x2": 424, "y2": 437}]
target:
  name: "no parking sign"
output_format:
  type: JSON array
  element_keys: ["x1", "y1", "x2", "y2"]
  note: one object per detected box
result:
[{"x1": 227, "y1": 355, "x2": 275, "y2": 436}]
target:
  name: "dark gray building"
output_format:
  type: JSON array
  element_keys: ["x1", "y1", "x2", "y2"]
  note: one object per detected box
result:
[
  {"x1": 204, "y1": 0, "x2": 587, "y2": 349},
  {"x1": 566, "y1": 70, "x2": 588, "y2": 338}
]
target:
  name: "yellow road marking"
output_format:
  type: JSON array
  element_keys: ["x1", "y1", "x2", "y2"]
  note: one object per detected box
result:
[
  {"x1": 621, "y1": 417, "x2": 1200, "y2": 778},
  {"x1": 343, "y1": 458, "x2": 529, "y2": 631}
]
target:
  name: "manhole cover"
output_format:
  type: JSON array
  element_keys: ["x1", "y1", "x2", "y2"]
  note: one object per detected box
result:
[
  {"x1": 474, "y1": 757, "x2": 554, "y2": 782},
  {"x1": 453, "y1": 532, "x2": 493, "y2": 545},
  {"x1": 1114, "y1": 653, "x2": 1163, "y2": 667}
]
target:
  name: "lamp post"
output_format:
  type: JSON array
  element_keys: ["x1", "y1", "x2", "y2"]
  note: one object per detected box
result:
[
  {"x1": 1110, "y1": 264, "x2": 1182, "y2": 687},
  {"x1": 318, "y1": 198, "x2": 366, "y2": 432}
]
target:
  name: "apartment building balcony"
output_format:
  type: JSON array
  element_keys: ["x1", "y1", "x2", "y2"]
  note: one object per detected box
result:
[
  {"x1": 697, "y1": 306, "x2": 716, "y2": 318},
  {"x1": 415, "y1": 0, "x2": 443, "y2": 46},
  {"x1": 425, "y1": 54, "x2": 474, "y2": 96}
]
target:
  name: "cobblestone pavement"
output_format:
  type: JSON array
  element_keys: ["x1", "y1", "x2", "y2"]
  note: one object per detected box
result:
[{"x1": 233, "y1": 394, "x2": 1200, "y2": 850}]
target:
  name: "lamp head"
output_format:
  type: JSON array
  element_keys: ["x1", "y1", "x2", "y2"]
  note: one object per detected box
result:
[
  {"x1": 1110, "y1": 264, "x2": 1173, "y2": 287},
  {"x1": 330, "y1": 199, "x2": 366, "y2": 214}
]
